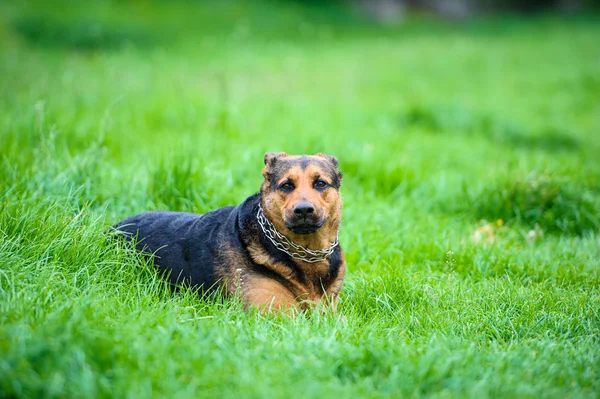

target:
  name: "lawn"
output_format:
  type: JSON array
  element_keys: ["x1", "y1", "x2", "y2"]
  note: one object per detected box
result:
[{"x1": 0, "y1": 1, "x2": 599, "y2": 397}]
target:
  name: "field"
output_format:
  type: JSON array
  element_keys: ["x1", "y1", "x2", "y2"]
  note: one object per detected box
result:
[{"x1": 1, "y1": 1, "x2": 599, "y2": 397}]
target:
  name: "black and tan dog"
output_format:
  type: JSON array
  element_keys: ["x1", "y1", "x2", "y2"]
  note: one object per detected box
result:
[{"x1": 114, "y1": 152, "x2": 345, "y2": 312}]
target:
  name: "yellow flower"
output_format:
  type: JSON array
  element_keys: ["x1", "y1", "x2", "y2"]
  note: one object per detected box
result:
[{"x1": 496, "y1": 219, "x2": 504, "y2": 227}]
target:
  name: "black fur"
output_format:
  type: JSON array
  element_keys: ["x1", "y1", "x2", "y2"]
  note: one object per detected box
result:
[{"x1": 113, "y1": 194, "x2": 343, "y2": 294}]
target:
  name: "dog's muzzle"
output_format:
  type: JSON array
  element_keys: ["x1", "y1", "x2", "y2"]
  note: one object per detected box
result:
[{"x1": 285, "y1": 203, "x2": 325, "y2": 235}]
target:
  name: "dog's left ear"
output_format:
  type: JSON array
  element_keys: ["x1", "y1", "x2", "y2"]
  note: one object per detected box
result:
[
  {"x1": 316, "y1": 153, "x2": 343, "y2": 187},
  {"x1": 315, "y1": 153, "x2": 338, "y2": 168}
]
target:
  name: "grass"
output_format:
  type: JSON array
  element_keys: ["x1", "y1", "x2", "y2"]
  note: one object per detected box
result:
[{"x1": 0, "y1": 0, "x2": 599, "y2": 397}]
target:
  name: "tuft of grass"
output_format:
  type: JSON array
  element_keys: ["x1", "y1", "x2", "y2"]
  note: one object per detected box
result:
[
  {"x1": 148, "y1": 156, "x2": 246, "y2": 214},
  {"x1": 398, "y1": 105, "x2": 581, "y2": 152},
  {"x1": 342, "y1": 159, "x2": 417, "y2": 198},
  {"x1": 149, "y1": 159, "x2": 210, "y2": 213},
  {"x1": 464, "y1": 175, "x2": 600, "y2": 235}
]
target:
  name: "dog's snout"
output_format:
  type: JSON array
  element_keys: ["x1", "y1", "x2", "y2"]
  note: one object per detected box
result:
[{"x1": 293, "y1": 202, "x2": 315, "y2": 217}]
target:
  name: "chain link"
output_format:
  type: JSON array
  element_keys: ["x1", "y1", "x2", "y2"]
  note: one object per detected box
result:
[{"x1": 256, "y1": 204, "x2": 338, "y2": 263}]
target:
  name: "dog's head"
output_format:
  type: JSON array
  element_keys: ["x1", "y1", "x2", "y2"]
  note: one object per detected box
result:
[{"x1": 260, "y1": 152, "x2": 343, "y2": 236}]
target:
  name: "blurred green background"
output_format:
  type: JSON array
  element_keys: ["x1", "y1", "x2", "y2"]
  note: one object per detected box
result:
[{"x1": 0, "y1": 1, "x2": 599, "y2": 398}]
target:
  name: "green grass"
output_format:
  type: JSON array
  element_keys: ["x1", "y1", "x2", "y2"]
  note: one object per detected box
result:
[{"x1": 1, "y1": 1, "x2": 599, "y2": 397}]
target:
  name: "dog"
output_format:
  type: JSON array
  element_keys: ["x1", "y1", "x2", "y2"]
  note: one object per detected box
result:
[{"x1": 113, "y1": 152, "x2": 346, "y2": 312}]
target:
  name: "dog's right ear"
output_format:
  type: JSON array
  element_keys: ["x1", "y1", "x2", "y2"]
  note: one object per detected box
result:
[
  {"x1": 262, "y1": 152, "x2": 288, "y2": 188},
  {"x1": 263, "y1": 152, "x2": 288, "y2": 167}
]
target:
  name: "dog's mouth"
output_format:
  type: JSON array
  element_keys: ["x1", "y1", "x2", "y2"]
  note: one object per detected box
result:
[{"x1": 285, "y1": 218, "x2": 326, "y2": 235}]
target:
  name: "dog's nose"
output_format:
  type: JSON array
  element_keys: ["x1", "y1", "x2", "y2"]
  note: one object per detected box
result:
[{"x1": 293, "y1": 202, "x2": 315, "y2": 218}]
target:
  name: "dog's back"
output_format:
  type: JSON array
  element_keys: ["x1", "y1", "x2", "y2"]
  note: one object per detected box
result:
[{"x1": 114, "y1": 208, "x2": 235, "y2": 289}]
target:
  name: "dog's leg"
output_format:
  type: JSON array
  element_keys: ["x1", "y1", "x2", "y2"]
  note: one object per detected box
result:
[{"x1": 242, "y1": 276, "x2": 299, "y2": 314}]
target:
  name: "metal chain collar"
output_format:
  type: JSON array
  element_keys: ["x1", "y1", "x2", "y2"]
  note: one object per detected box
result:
[{"x1": 256, "y1": 204, "x2": 338, "y2": 263}]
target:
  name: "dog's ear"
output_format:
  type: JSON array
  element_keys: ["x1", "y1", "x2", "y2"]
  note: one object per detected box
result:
[
  {"x1": 262, "y1": 152, "x2": 288, "y2": 184},
  {"x1": 315, "y1": 153, "x2": 338, "y2": 168},
  {"x1": 316, "y1": 153, "x2": 343, "y2": 187},
  {"x1": 264, "y1": 152, "x2": 288, "y2": 167}
]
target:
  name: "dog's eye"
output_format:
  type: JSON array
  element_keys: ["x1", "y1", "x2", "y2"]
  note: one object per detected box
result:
[
  {"x1": 314, "y1": 180, "x2": 328, "y2": 190},
  {"x1": 280, "y1": 182, "x2": 295, "y2": 192}
]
